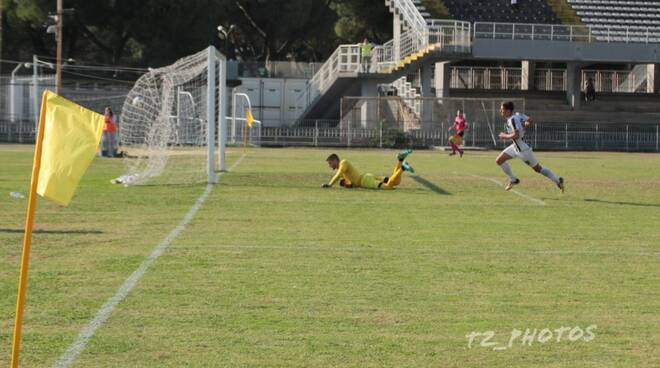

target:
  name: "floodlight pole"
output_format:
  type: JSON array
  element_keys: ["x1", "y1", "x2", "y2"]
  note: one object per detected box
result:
[
  {"x1": 55, "y1": 0, "x2": 63, "y2": 94},
  {"x1": 0, "y1": 0, "x2": 4, "y2": 77}
]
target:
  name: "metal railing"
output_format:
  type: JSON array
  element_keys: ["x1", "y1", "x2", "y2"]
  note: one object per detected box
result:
[
  {"x1": 451, "y1": 67, "x2": 523, "y2": 90},
  {"x1": 253, "y1": 121, "x2": 660, "y2": 152},
  {"x1": 296, "y1": 43, "x2": 361, "y2": 113},
  {"x1": 582, "y1": 68, "x2": 648, "y2": 93},
  {"x1": 297, "y1": 20, "x2": 472, "y2": 117},
  {"x1": 535, "y1": 68, "x2": 568, "y2": 91},
  {"x1": 390, "y1": 77, "x2": 422, "y2": 123},
  {"x1": 474, "y1": 22, "x2": 660, "y2": 43},
  {"x1": 450, "y1": 67, "x2": 651, "y2": 93},
  {"x1": 385, "y1": 0, "x2": 429, "y2": 43},
  {"x1": 4, "y1": 117, "x2": 658, "y2": 152},
  {"x1": 428, "y1": 20, "x2": 472, "y2": 53}
]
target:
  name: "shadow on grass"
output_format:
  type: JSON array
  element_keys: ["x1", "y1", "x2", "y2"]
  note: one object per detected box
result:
[
  {"x1": 135, "y1": 182, "x2": 208, "y2": 188},
  {"x1": 0, "y1": 228, "x2": 104, "y2": 234},
  {"x1": 584, "y1": 198, "x2": 660, "y2": 208},
  {"x1": 410, "y1": 176, "x2": 451, "y2": 195}
]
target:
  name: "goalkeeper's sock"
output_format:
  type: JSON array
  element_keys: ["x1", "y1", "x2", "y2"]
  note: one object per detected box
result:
[
  {"x1": 402, "y1": 161, "x2": 415, "y2": 173},
  {"x1": 397, "y1": 149, "x2": 412, "y2": 161},
  {"x1": 540, "y1": 167, "x2": 560, "y2": 184},
  {"x1": 499, "y1": 162, "x2": 517, "y2": 181}
]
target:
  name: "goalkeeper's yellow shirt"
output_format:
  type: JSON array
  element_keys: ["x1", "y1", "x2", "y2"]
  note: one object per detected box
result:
[{"x1": 329, "y1": 159, "x2": 362, "y2": 187}]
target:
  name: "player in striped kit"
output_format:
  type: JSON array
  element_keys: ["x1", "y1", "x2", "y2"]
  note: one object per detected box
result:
[{"x1": 496, "y1": 101, "x2": 565, "y2": 192}]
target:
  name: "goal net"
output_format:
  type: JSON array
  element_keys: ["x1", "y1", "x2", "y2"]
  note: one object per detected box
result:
[{"x1": 118, "y1": 47, "x2": 226, "y2": 185}]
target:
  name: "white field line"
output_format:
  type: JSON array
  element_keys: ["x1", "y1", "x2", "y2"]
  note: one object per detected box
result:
[
  {"x1": 468, "y1": 174, "x2": 546, "y2": 206},
  {"x1": 179, "y1": 244, "x2": 660, "y2": 258},
  {"x1": 52, "y1": 154, "x2": 245, "y2": 368}
]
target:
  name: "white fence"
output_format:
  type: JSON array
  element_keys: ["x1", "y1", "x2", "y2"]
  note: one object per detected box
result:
[
  {"x1": 582, "y1": 69, "x2": 648, "y2": 93},
  {"x1": 3, "y1": 117, "x2": 658, "y2": 152},
  {"x1": 535, "y1": 69, "x2": 568, "y2": 91},
  {"x1": 451, "y1": 67, "x2": 523, "y2": 90},
  {"x1": 450, "y1": 67, "x2": 649, "y2": 93},
  {"x1": 252, "y1": 122, "x2": 660, "y2": 152}
]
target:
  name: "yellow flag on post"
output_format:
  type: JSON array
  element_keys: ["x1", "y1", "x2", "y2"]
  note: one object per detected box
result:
[
  {"x1": 10, "y1": 90, "x2": 103, "y2": 368},
  {"x1": 37, "y1": 90, "x2": 104, "y2": 206},
  {"x1": 246, "y1": 108, "x2": 254, "y2": 128}
]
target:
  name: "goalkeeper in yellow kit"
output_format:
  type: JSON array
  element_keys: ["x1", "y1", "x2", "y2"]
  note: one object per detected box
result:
[{"x1": 321, "y1": 150, "x2": 414, "y2": 190}]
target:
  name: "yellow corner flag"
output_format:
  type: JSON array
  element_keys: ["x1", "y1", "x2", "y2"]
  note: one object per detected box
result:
[
  {"x1": 10, "y1": 90, "x2": 103, "y2": 368},
  {"x1": 246, "y1": 108, "x2": 254, "y2": 128},
  {"x1": 37, "y1": 91, "x2": 104, "y2": 206}
]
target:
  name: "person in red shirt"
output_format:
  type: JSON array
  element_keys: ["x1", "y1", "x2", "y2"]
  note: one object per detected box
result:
[
  {"x1": 448, "y1": 109, "x2": 468, "y2": 157},
  {"x1": 103, "y1": 106, "x2": 118, "y2": 157}
]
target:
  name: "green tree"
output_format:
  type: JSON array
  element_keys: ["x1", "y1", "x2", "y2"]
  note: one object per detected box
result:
[
  {"x1": 332, "y1": 0, "x2": 392, "y2": 44},
  {"x1": 1, "y1": 0, "x2": 394, "y2": 67}
]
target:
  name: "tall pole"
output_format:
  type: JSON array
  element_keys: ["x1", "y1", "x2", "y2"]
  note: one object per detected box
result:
[
  {"x1": 33, "y1": 55, "x2": 39, "y2": 130},
  {"x1": 55, "y1": 0, "x2": 63, "y2": 94},
  {"x1": 206, "y1": 46, "x2": 217, "y2": 183},
  {"x1": 0, "y1": 0, "x2": 4, "y2": 77},
  {"x1": 219, "y1": 50, "x2": 227, "y2": 172}
]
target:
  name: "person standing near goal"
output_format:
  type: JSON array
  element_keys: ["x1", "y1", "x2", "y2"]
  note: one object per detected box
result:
[
  {"x1": 496, "y1": 101, "x2": 565, "y2": 192},
  {"x1": 102, "y1": 106, "x2": 118, "y2": 157}
]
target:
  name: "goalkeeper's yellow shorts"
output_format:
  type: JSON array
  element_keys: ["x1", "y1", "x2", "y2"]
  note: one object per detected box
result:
[{"x1": 359, "y1": 174, "x2": 382, "y2": 189}]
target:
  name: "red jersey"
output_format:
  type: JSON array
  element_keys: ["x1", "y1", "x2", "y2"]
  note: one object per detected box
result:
[
  {"x1": 452, "y1": 116, "x2": 468, "y2": 132},
  {"x1": 104, "y1": 116, "x2": 117, "y2": 133}
]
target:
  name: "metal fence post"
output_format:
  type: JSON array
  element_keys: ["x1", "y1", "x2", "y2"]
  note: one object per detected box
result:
[
  {"x1": 656, "y1": 124, "x2": 659, "y2": 152},
  {"x1": 626, "y1": 124, "x2": 629, "y2": 152},
  {"x1": 441, "y1": 122, "x2": 445, "y2": 145},
  {"x1": 314, "y1": 120, "x2": 319, "y2": 147},
  {"x1": 565, "y1": 123, "x2": 568, "y2": 150},
  {"x1": 595, "y1": 123, "x2": 599, "y2": 151},
  {"x1": 347, "y1": 119, "x2": 351, "y2": 148},
  {"x1": 379, "y1": 120, "x2": 383, "y2": 148}
]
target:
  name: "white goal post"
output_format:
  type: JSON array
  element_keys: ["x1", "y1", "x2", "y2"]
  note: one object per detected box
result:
[{"x1": 118, "y1": 46, "x2": 227, "y2": 186}]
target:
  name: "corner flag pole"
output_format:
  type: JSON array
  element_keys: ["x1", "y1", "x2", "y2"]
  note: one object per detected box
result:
[{"x1": 10, "y1": 91, "x2": 47, "y2": 368}]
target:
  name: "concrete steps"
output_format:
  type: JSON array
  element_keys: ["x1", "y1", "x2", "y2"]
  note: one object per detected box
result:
[
  {"x1": 579, "y1": 94, "x2": 660, "y2": 113},
  {"x1": 384, "y1": 43, "x2": 441, "y2": 74},
  {"x1": 451, "y1": 89, "x2": 660, "y2": 124}
]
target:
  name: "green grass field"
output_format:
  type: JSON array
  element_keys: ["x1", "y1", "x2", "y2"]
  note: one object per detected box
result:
[{"x1": 1, "y1": 145, "x2": 659, "y2": 367}]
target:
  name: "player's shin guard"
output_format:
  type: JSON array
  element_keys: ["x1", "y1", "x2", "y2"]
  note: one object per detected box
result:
[
  {"x1": 540, "y1": 167, "x2": 560, "y2": 184},
  {"x1": 499, "y1": 162, "x2": 517, "y2": 181}
]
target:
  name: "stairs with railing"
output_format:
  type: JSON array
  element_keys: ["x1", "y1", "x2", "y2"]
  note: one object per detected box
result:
[
  {"x1": 296, "y1": 0, "x2": 472, "y2": 121},
  {"x1": 385, "y1": 0, "x2": 430, "y2": 40},
  {"x1": 391, "y1": 77, "x2": 423, "y2": 129}
]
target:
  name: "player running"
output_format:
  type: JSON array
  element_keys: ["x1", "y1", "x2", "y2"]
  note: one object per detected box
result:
[
  {"x1": 496, "y1": 101, "x2": 565, "y2": 192},
  {"x1": 448, "y1": 109, "x2": 468, "y2": 157},
  {"x1": 322, "y1": 150, "x2": 414, "y2": 190}
]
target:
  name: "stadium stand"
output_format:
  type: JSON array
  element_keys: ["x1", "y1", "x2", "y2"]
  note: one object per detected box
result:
[
  {"x1": 417, "y1": 0, "x2": 452, "y2": 20},
  {"x1": 546, "y1": 0, "x2": 584, "y2": 24},
  {"x1": 420, "y1": 0, "x2": 583, "y2": 24},
  {"x1": 296, "y1": 0, "x2": 660, "y2": 127},
  {"x1": 568, "y1": 0, "x2": 660, "y2": 42},
  {"x1": 439, "y1": 0, "x2": 562, "y2": 23}
]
